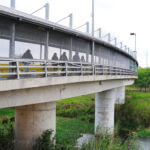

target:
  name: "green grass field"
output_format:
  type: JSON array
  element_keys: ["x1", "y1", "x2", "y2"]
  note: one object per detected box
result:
[
  {"x1": 0, "y1": 89, "x2": 150, "y2": 148},
  {"x1": 0, "y1": 95, "x2": 95, "y2": 148}
]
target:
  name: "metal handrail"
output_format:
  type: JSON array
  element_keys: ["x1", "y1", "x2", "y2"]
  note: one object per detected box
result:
[{"x1": 0, "y1": 58, "x2": 137, "y2": 80}]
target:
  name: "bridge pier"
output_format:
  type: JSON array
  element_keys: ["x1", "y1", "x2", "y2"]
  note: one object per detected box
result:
[
  {"x1": 115, "y1": 86, "x2": 125, "y2": 104},
  {"x1": 15, "y1": 102, "x2": 56, "y2": 150},
  {"x1": 95, "y1": 89, "x2": 116, "y2": 135}
]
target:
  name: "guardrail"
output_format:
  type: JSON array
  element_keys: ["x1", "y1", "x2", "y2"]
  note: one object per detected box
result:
[{"x1": 0, "y1": 58, "x2": 137, "y2": 80}]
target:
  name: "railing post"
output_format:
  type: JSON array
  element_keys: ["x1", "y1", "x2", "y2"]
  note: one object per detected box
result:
[
  {"x1": 45, "y1": 60, "x2": 48, "y2": 77},
  {"x1": 44, "y1": 31, "x2": 49, "y2": 60},
  {"x1": 69, "y1": 14, "x2": 73, "y2": 28},
  {"x1": 86, "y1": 22, "x2": 89, "y2": 33},
  {"x1": 108, "y1": 33, "x2": 111, "y2": 42},
  {"x1": 109, "y1": 66, "x2": 111, "y2": 75},
  {"x1": 120, "y1": 42, "x2": 122, "y2": 49},
  {"x1": 81, "y1": 63, "x2": 83, "y2": 76},
  {"x1": 9, "y1": 23, "x2": 15, "y2": 58},
  {"x1": 102, "y1": 65, "x2": 104, "y2": 75},
  {"x1": 128, "y1": 48, "x2": 130, "y2": 54},
  {"x1": 10, "y1": 0, "x2": 15, "y2": 9},
  {"x1": 98, "y1": 28, "x2": 102, "y2": 39},
  {"x1": 9, "y1": 23, "x2": 16, "y2": 79},
  {"x1": 16, "y1": 61, "x2": 20, "y2": 79},
  {"x1": 40, "y1": 45, "x2": 42, "y2": 60},
  {"x1": 69, "y1": 37, "x2": 72, "y2": 61},
  {"x1": 45, "y1": 3, "x2": 49, "y2": 20},
  {"x1": 65, "y1": 62, "x2": 68, "y2": 76},
  {"x1": 124, "y1": 46, "x2": 127, "y2": 51},
  {"x1": 114, "y1": 38, "x2": 117, "y2": 46},
  {"x1": 93, "y1": 64, "x2": 95, "y2": 75}
]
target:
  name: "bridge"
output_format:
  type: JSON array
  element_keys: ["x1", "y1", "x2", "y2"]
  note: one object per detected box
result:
[{"x1": 0, "y1": 3, "x2": 138, "y2": 150}]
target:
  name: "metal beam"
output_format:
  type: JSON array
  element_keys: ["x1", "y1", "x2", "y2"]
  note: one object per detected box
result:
[
  {"x1": 69, "y1": 37, "x2": 72, "y2": 61},
  {"x1": 44, "y1": 31, "x2": 49, "y2": 60},
  {"x1": 9, "y1": 23, "x2": 15, "y2": 58}
]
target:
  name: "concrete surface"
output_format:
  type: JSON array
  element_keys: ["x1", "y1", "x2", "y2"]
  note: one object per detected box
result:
[
  {"x1": 15, "y1": 102, "x2": 56, "y2": 150},
  {"x1": 0, "y1": 78, "x2": 134, "y2": 108},
  {"x1": 95, "y1": 89, "x2": 116, "y2": 135}
]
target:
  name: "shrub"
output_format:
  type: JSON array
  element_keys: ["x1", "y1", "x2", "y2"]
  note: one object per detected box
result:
[
  {"x1": 56, "y1": 103, "x2": 95, "y2": 122},
  {"x1": 33, "y1": 130, "x2": 55, "y2": 150},
  {"x1": 115, "y1": 91, "x2": 150, "y2": 137},
  {"x1": 81, "y1": 133, "x2": 139, "y2": 150},
  {"x1": 0, "y1": 118, "x2": 14, "y2": 150}
]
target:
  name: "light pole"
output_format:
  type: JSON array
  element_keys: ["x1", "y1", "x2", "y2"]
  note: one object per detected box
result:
[
  {"x1": 92, "y1": 0, "x2": 95, "y2": 37},
  {"x1": 91, "y1": 0, "x2": 95, "y2": 65},
  {"x1": 130, "y1": 32, "x2": 136, "y2": 52}
]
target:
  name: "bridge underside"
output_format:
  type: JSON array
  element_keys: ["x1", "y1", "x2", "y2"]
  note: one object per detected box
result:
[{"x1": 0, "y1": 75, "x2": 135, "y2": 108}]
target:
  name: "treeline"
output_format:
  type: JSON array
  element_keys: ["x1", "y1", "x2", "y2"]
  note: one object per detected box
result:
[{"x1": 135, "y1": 67, "x2": 150, "y2": 92}]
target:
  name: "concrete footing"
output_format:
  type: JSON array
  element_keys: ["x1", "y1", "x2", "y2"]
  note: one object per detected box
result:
[
  {"x1": 95, "y1": 89, "x2": 116, "y2": 135},
  {"x1": 15, "y1": 102, "x2": 56, "y2": 150}
]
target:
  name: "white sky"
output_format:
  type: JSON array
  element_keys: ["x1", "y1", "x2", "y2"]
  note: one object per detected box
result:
[{"x1": 0, "y1": 0, "x2": 149, "y2": 67}]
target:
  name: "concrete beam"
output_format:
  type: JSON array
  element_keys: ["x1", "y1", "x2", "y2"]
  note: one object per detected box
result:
[
  {"x1": 0, "y1": 79, "x2": 134, "y2": 108},
  {"x1": 0, "y1": 75, "x2": 136, "y2": 92}
]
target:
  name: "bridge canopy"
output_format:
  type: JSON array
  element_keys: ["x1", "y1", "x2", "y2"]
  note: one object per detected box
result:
[{"x1": 0, "y1": 5, "x2": 138, "y2": 80}]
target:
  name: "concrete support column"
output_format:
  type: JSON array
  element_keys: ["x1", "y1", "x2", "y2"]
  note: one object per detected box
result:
[
  {"x1": 95, "y1": 89, "x2": 116, "y2": 135},
  {"x1": 115, "y1": 86, "x2": 125, "y2": 104},
  {"x1": 15, "y1": 102, "x2": 56, "y2": 150}
]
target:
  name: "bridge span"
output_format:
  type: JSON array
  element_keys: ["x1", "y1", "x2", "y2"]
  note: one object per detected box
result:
[{"x1": 0, "y1": 4, "x2": 138, "y2": 150}]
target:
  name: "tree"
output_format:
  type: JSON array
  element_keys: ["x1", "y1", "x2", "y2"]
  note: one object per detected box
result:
[{"x1": 135, "y1": 68, "x2": 150, "y2": 92}]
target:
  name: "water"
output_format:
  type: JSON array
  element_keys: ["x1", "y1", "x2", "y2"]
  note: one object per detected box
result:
[
  {"x1": 138, "y1": 138, "x2": 150, "y2": 150},
  {"x1": 76, "y1": 134, "x2": 94, "y2": 148},
  {"x1": 77, "y1": 134, "x2": 150, "y2": 150}
]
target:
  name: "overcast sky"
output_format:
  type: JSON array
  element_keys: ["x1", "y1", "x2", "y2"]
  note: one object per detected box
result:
[{"x1": 0, "y1": 0, "x2": 149, "y2": 67}]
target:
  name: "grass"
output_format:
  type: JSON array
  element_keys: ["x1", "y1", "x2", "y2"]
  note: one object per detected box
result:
[
  {"x1": 0, "y1": 108, "x2": 14, "y2": 119},
  {"x1": 115, "y1": 89, "x2": 150, "y2": 137},
  {"x1": 137, "y1": 129, "x2": 150, "y2": 138},
  {"x1": 0, "y1": 87, "x2": 150, "y2": 147},
  {"x1": 0, "y1": 116, "x2": 94, "y2": 149},
  {"x1": 57, "y1": 94, "x2": 95, "y2": 122},
  {"x1": 0, "y1": 95, "x2": 95, "y2": 148},
  {"x1": 58, "y1": 94, "x2": 94, "y2": 104},
  {"x1": 56, "y1": 117, "x2": 94, "y2": 147}
]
